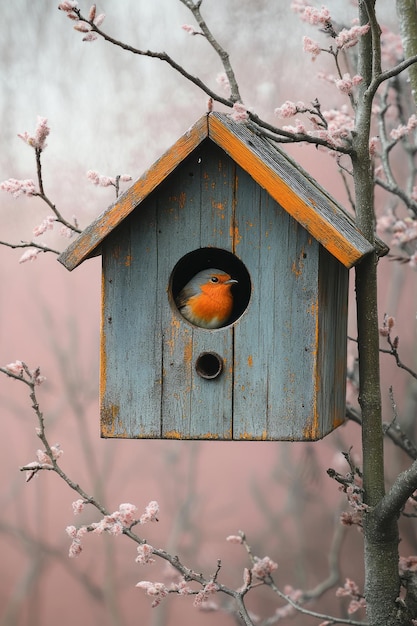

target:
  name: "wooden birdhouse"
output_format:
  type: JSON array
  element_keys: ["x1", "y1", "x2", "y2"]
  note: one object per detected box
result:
[{"x1": 58, "y1": 112, "x2": 378, "y2": 441}]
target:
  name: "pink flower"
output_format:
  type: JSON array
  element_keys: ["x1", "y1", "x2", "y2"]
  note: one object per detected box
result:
[
  {"x1": 293, "y1": 4, "x2": 331, "y2": 25},
  {"x1": 216, "y1": 73, "x2": 230, "y2": 91},
  {"x1": 303, "y1": 36, "x2": 321, "y2": 59},
  {"x1": 135, "y1": 543, "x2": 155, "y2": 564},
  {"x1": 399, "y1": 555, "x2": 417, "y2": 575},
  {"x1": 251, "y1": 556, "x2": 278, "y2": 580},
  {"x1": 0, "y1": 178, "x2": 37, "y2": 198},
  {"x1": 58, "y1": 1, "x2": 78, "y2": 10},
  {"x1": 193, "y1": 581, "x2": 219, "y2": 608},
  {"x1": 72, "y1": 499, "x2": 86, "y2": 515},
  {"x1": 82, "y1": 32, "x2": 98, "y2": 42},
  {"x1": 171, "y1": 579, "x2": 193, "y2": 595},
  {"x1": 140, "y1": 500, "x2": 159, "y2": 523},
  {"x1": 5, "y1": 360, "x2": 24, "y2": 376},
  {"x1": 60, "y1": 226, "x2": 74, "y2": 238},
  {"x1": 33, "y1": 215, "x2": 56, "y2": 237},
  {"x1": 19, "y1": 249, "x2": 42, "y2": 264},
  {"x1": 283, "y1": 119, "x2": 307, "y2": 134},
  {"x1": 275, "y1": 100, "x2": 306, "y2": 118},
  {"x1": 226, "y1": 534, "x2": 243, "y2": 544},
  {"x1": 230, "y1": 102, "x2": 249, "y2": 123},
  {"x1": 181, "y1": 24, "x2": 199, "y2": 35},
  {"x1": 18, "y1": 117, "x2": 50, "y2": 151},
  {"x1": 335, "y1": 73, "x2": 362, "y2": 95},
  {"x1": 118, "y1": 502, "x2": 138, "y2": 526},
  {"x1": 335, "y1": 24, "x2": 370, "y2": 49},
  {"x1": 136, "y1": 581, "x2": 169, "y2": 608}
]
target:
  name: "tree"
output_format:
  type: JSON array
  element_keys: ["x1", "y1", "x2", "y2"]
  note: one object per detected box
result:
[{"x1": 2, "y1": 1, "x2": 417, "y2": 625}]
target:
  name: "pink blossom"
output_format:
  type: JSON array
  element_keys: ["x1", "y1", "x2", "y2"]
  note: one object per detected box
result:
[
  {"x1": 18, "y1": 116, "x2": 50, "y2": 151},
  {"x1": 118, "y1": 502, "x2": 138, "y2": 525},
  {"x1": 216, "y1": 73, "x2": 230, "y2": 91},
  {"x1": 73, "y1": 22, "x2": 91, "y2": 32},
  {"x1": 5, "y1": 360, "x2": 24, "y2": 376},
  {"x1": 399, "y1": 555, "x2": 417, "y2": 575},
  {"x1": 182, "y1": 24, "x2": 199, "y2": 35},
  {"x1": 119, "y1": 174, "x2": 132, "y2": 182},
  {"x1": 390, "y1": 115, "x2": 417, "y2": 140},
  {"x1": 369, "y1": 136, "x2": 379, "y2": 156},
  {"x1": 60, "y1": 226, "x2": 74, "y2": 238},
  {"x1": 19, "y1": 249, "x2": 42, "y2": 264},
  {"x1": 66, "y1": 525, "x2": 87, "y2": 558},
  {"x1": 335, "y1": 24, "x2": 370, "y2": 49},
  {"x1": 171, "y1": 579, "x2": 193, "y2": 595},
  {"x1": 58, "y1": 1, "x2": 78, "y2": 10},
  {"x1": 72, "y1": 499, "x2": 86, "y2": 515},
  {"x1": 303, "y1": 36, "x2": 321, "y2": 59},
  {"x1": 86, "y1": 170, "x2": 114, "y2": 187},
  {"x1": 0, "y1": 178, "x2": 37, "y2": 198},
  {"x1": 335, "y1": 73, "x2": 362, "y2": 95},
  {"x1": 82, "y1": 32, "x2": 98, "y2": 42},
  {"x1": 136, "y1": 581, "x2": 169, "y2": 608},
  {"x1": 336, "y1": 578, "x2": 362, "y2": 598},
  {"x1": 33, "y1": 215, "x2": 56, "y2": 237},
  {"x1": 251, "y1": 556, "x2": 278, "y2": 580},
  {"x1": 88, "y1": 4, "x2": 96, "y2": 21},
  {"x1": 140, "y1": 500, "x2": 159, "y2": 523},
  {"x1": 94, "y1": 13, "x2": 105, "y2": 27},
  {"x1": 282, "y1": 119, "x2": 307, "y2": 134},
  {"x1": 275, "y1": 100, "x2": 306, "y2": 118},
  {"x1": 293, "y1": 3, "x2": 331, "y2": 25},
  {"x1": 193, "y1": 581, "x2": 219, "y2": 607},
  {"x1": 24, "y1": 462, "x2": 42, "y2": 482},
  {"x1": 226, "y1": 534, "x2": 243, "y2": 544},
  {"x1": 230, "y1": 102, "x2": 249, "y2": 123},
  {"x1": 36, "y1": 449, "x2": 50, "y2": 464},
  {"x1": 91, "y1": 516, "x2": 124, "y2": 535},
  {"x1": 135, "y1": 543, "x2": 155, "y2": 564},
  {"x1": 32, "y1": 366, "x2": 46, "y2": 385}
]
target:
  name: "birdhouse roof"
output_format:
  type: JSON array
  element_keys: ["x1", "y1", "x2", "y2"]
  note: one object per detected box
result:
[{"x1": 58, "y1": 112, "x2": 382, "y2": 271}]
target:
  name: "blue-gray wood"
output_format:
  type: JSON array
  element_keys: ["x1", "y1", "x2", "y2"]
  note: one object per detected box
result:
[{"x1": 101, "y1": 141, "x2": 348, "y2": 440}]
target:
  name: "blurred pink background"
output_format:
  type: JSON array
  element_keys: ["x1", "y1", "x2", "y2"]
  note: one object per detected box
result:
[{"x1": 1, "y1": 2, "x2": 416, "y2": 625}]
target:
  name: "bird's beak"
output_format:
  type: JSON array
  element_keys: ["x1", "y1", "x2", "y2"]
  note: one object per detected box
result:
[{"x1": 226, "y1": 278, "x2": 238, "y2": 284}]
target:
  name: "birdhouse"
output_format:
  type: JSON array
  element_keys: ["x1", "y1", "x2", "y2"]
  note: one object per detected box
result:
[{"x1": 58, "y1": 112, "x2": 378, "y2": 441}]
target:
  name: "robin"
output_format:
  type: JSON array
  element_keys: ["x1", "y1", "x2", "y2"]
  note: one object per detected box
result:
[{"x1": 176, "y1": 268, "x2": 238, "y2": 329}]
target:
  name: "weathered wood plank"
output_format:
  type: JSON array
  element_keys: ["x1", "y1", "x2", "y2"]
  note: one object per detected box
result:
[
  {"x1": 58, "y1": 116, "x2": 209, "y2": 271},
  {"x1": 232, "y1": 165, "x2": 320, "y2": 440},
  {"x1": 157, "y1": 145, "x2": 234, "y2": 438},
  {"x1": 101, "y1": 204, "x2": 162, "y2": 438},
  {"x1": 208, "y1": 113, "x2": 375, "y2": 268}
]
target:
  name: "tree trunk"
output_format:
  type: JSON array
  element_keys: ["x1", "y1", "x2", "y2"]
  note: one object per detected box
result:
[{"x1": 353, "y1": 2, "x2": 403, "y2": 623}]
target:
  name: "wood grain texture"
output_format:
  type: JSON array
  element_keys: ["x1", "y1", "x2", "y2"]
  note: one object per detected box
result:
[
  {"x1": 58, "y1": 113, "x2": 380, "y2": 273},
  {"x1": 100, "y1": 143, "x2": 348, "y2": 440},
  {"x1": 208, "y1": 114, "x2": 374, "y2": 268},
  {"x1": 58, "y1": 116, "x2": 209, "y2": 271}
]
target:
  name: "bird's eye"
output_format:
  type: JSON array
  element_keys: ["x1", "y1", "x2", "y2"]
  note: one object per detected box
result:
[{"x1": 210, "y1": 276, "x2": 219, "y2": 283}]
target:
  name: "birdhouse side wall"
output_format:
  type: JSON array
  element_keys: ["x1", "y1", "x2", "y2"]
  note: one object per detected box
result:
[
  {"x1": 231, "y1": 164, "x2": 324, "y2": 440},
  {"x1": 314, "y1": 247, "x2": 348, "y2": 438}
]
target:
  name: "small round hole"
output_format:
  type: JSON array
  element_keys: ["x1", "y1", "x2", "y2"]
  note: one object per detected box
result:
[
  {"x1": 195, "y1": 352, "x2": 223, "y2": 379},
  {"x1": 169, "y1": 247, "x2": 251, "y2": 329}
]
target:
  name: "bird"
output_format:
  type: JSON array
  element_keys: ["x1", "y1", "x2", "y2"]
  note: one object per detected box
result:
[{"x1": 176, "y1": 268, "x2": 238, "y2": 329}]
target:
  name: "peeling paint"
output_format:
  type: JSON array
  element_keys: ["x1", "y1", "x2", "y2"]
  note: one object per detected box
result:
[
  {"x1": 178, "y1": 191, "x2": 186, "y2": 209},
  {"x1": 247, "y1": 355, "x2": 253, "y2": 368}
]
